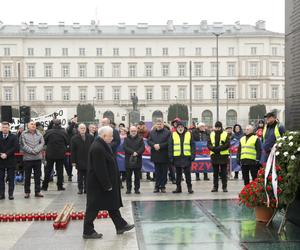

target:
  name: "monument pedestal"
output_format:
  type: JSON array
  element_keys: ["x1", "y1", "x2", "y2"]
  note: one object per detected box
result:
[{"x1": 129, "y1": 111, "x2": 140, "y2": 125}]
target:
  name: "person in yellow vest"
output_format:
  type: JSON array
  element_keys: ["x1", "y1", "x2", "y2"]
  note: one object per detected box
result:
[
  {"x1": 261, "y1": 112, "x2": 285, "y2": 163},
  {"x1": 237, "y1": 125, "x2": 262, "y2": 185},
  {"x1": 207, "y1": 121, "x2": 230, "y2": 192},
  {"x1": 168, "y1": 121, "x2": 195, "y2": 194}
]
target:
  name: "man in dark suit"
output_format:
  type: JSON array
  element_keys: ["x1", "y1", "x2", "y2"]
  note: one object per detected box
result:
[
  {"x1": 0, "y1": 121, "x2": 19, "y2": 200},
  {"x1": 83, "y1": 126, "x2": 134, "y2": 239}
]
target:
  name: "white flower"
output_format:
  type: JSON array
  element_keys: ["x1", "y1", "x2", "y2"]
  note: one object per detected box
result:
[
  {"x1": 289, "y1": 136, "x2": 294, "y2": 141},
  {"x1": 298, "y1": 147, "x2": 300, "y2": 152},
  {"x1": 291, "y1": 155, "x2": 296, "y2": 160},
  {"x1": 289, "y1": 142, "x2": 294, "y2": 147},
  {"x1": 283, "y1": 152, "x2": 289, "y2": 157},
  {"x1": 275, "y1": 151, "x2": 280, "y2": 156},
  {"x1": 278, "y1": 143, "x2": 282, "y2": 148},
  {"x1": 283, "y1": 136, "x2": 287, "y2": 140}
]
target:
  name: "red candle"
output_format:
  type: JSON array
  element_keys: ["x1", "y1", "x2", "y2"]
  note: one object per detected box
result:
[
  {"x1": 21, "y1": 214, "x2": 27, "y2": 221},
  {"x1": 8, "y1": 214, "x2": 14, "y2": 222},
  {"x1": 0, "y1": 214, "x2": 3, "y2": 221},
  {"x1": 2, "y1": 214, "x2": 8, "y2": 222},
  {"x1": 15, "y1": 214, "x2": 21, "y2": 222},
  {"x1": 71, "y1": 212, "x2": 77, "y2": 220},
  {"x1": 102, "y1": 211, "x2": 108, "y2": 218},
  {"x1": 46, "y1": 213, "x2": 52, "y2": 221},
  {"x1": 40, "y1": 213, "x2": 45, "y2": 221},
  {"x1": 34, "y1": 213, "x2": 39, "y2": 221},
  {"x1": 97, "y1": 212, "x2": 102, "y2": 219},
  {"x1": 27, "y1": 214, "x2": 33, "y2": 221},
  {"x1": 52, "y1": 212, "x2": 58, "y2": 220},
  {"x1": 77, "y1": 212, "x2": 84, "y2": 220}
]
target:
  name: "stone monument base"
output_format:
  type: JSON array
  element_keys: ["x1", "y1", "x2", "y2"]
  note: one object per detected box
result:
[{"x1": 129, "y1": 110, "x2": 140, "y2": 125}]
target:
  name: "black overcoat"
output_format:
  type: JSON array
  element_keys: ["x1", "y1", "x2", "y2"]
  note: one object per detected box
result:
[
  {"x1": 86, "y1": 137, "x2": 123, "y2": 210},
  {"x1": 0, "y1": 132, "x2": 19, "y2": 168},
  {"x1": 148, "y1": 128, "x2": 170, "y2": 163},
  {"x1": 44, "y1": 127, "x2": 69, "y2": 160},
  {"x1": 123, "y1": 135, "x2": 145, "y2": 169}
]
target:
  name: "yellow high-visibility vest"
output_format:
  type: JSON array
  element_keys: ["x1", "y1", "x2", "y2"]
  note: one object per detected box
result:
[
  {"x1": 173, "y1": 131, "x2": 191, "y2": 156},
  {"x1": 210, "y1": 131, "x2": 230, "y2": 155},
  {"x1": 262, "y1": 124, "x2": 280, "y2": 141},
  {"x1": 240, "y1": 135, "x2": 258, "y2": 160}
]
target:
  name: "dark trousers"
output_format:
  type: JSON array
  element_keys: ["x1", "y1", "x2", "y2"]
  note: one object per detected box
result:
[
  {"x1": 64, "y1": 155, "x2": 73, "y2": 177},
  {"x1": 24, "y1": 160, "x2": 42, "y2": 194},
  {"x1": 126, "y1": 168, "x2": 141, "y2": 191},
  {"x1": 43, "y1": 159, "x2": 64, "y2": 189},
  {"x1": 154, "y1": 163, "x2": 168, "y2": 189},
  {"x1": 0, "y1": 167, "x2": 15, "y2": 196},
  {"x1": 168, "y1": 165, "x2": 175, "y2": 181},
  {"x1": 195, "y1": 172, "x2": 208, "y2": 179},
  {"x1": 77, "y1": 169, "x2": 87, "y2": 191},
  {"x1": 175, "y1": 166, "x2": 192, "y2": 189},
  {"x1": 241, "y1": 164, "x2": 259, "y2": 185},
  {"x1": 83, "y1": 207, "x2": 127, "y2": 235},
  {"x1": 213, "y1": 164, "x2": 227, "y2": 190}
]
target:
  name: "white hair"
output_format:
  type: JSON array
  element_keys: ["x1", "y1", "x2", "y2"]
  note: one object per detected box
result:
[
  {"x1": 198, "y1": 122, "x2": 205, "y2": 127},
  {"x1": 78, "y1": 123, "x2": 86, "y2": 129},
  {"x1": 98, "y1": 126, "x2": 113, "y2": 137},
  {"x1": 246, "y1": 125, "x2": 254, "y2": 132}
]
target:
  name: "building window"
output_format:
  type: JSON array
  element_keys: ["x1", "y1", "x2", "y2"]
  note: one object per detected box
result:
[
  {"x1": 211, "y1": 62, "x2": 217, "y2": 76},
  {"x1": 96, "y1": 48, "x2": 102, "y2": 56},
  {"x1": 79, "y1": 88, "x2": 87, "y2": 101},
  {"x1": 249, "y1": 62, "x2": 258, "y2": 76},
  {"x1": 202, "y1": 110, "x2": 213, "y2": 127},
  {"x1": 27, "y1": 48, "x2": 34, "y2": 56},
  {"x1": 226, "y1": 87, "x2": 236, "y2": 99},
  {"x1": 79, "y1": 48, "x2": 86, "y2": 56},
  {"x1": 128, "y1": 63, "x2": 137, "y2": 77},
  {"x1": 162, "y1": 48, "x2": 168, "y2": 56},
  {"x1": 113, "y1": 48, "x2": 119, "y2": 56},
  {"x1": 212, "y1": 47, "x2": 217, "y2": 56},
  {"x1": 228, "y1": 47, "x2": 234, "y2": 56},
  {"x1": 146, "y1": 48, "x2": 152, "y2": 56},
  {"x1": 178, "y1": 63, "x2": 186, "y2": 77},
  {"x1": 211, "y1": 86, "x2": 217, "y2": 100},
  {"x1": 3, "y1": 64, "x2": 12, "y2": 78},
  {"x1": 96, "y1": 87, "x2": 104, "y2": 100},
  {"x1": 129, "y1": 87, "x2": 137, "y2": 99},
  {"x1": 226, "y1": 110, "x2": 237, "y2": 127},
  {"x1": 161, "y1": 86, "x2": 170, "y2": 100},
  {"x1": 45, "y1": 48, "x2": 51, "y2": 56},
  {"x1": 271, "y1": 86, "x2": 279, "y2": 99},
  {"x1": 61, "y1": 64, "x2": 70, "y2": 77},
  {"x1": 27, "y1": 88, "x2": 36, "y2": 101},
  {"x1": 178, "y1": 86, "x2": 187, "y2": 100},
  {"x1": 250, "y1": 86, "x2": 258, "y2": 99},
  {"x1": 4, "y1": 48, "x2": 10, "y2": 56},
  {"x1": 62, "y1": 87, "x2": 70, "y2": 101},
  {"x1": 146, "y1": 87, "x2": 153, "y2": 100},
  {"x1": 113, "y1": 87, "x2": 121, "y2": 100},
  {"x1": 78, "y1": 63, "x2": 87, "y2": 77},
  {"x1": 272, "y1": 47, "x2": 278, "y2": 56},
  {"x1": 95, "y1": 63, "x2": 104, "y2": 77},
  {"x1": 112, "y1": 63, "x2": 121, "y2": 77},
  {"x1": 44, "y1": 63, "x2": 53, "y2": 77},
  {"x1": 227, "y1": 63, "x2": 236, "y2": 76},
  {"x1": 161, "y1": 63, "x2": 170, "y2": 77},
  {"x1": 194, "y1": 62, "x2": 203, "y2": 77},
  {"x1": 194, "y1": 86, "x2": 203, "y2": 100},
  {"x1": 282, "y1": 62, "x2": 285, "y2": 76},
  {"x1": 179, "y1": 47, "x2": 185, "y2": 56},
  {"x1": 4, "y1": 88, "x2": 12, "y2": 101},
  {"x1": 195, "y1": 47, "x2": 202, "y2": 56},
  {"x1": 250, "y1": 47, "x2": 257, "y2": 55},
  {"x1": 129, "y1": 48, "x2": 135, "y2": 56},
  {"x1": 27, "y1": 64, "x2": 35, "y2": 77},
  {"x1": 62, "y1": 48, "x2": 68, "y2": 56},
  {"x1": 271, "y1": 62, "x2": 279, "y2": 76},
  {"x1": 45, "y1": 88, "x2": 53, "y2": 101},
  {"x1": 145, "y1": 63, "x2": 153, "y2": 77}
]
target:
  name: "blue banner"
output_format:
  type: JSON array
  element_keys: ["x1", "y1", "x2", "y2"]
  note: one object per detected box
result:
[{"x1": 230, "y1": 139, "x2": 241, "y2": 172}]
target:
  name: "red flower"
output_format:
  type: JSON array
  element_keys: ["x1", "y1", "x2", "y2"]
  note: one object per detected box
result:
[
  {"x1": 277, "y1": 188, "x2": 282, "y2": 194},
  {"x1": 268, "y1": 176, "x2": 272, "y2": 181},
  {"x1": 276, "y1": 166, "x2": 281, "y2": 171},
  {"x1": 267, "y1": 186, "x2": 272, "y2": 191},
  {"x1": 278, "y1": 176, "x2": 283, "y2": 182}
]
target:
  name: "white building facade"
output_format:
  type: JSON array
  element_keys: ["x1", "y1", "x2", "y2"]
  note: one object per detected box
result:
[{"x1": 0, "y1": 20, "x2": 284, "y2": 127}]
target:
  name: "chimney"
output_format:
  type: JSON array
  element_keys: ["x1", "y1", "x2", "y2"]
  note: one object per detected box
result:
[
  {"x1": 29, "y1": 21, "x2": 34, "y2": 32},
  {"x1": 38, "y1": 23, "x2": 48, "y2": 29},
  {"x1": 90, "y1": 20, "x2": 96, "y2": 31},
  {"x1": 118, "y1": 22, "x2": 126, "y2": 29},
  {"x1": 59, "y1": 21, "x2": 65, "y2": 27},
  {"x1": 234, "y1": 21, "x2": 241, "y2": 30},
  {"x1": 200, "y1": 20, "x2": 208, "y2": 30},
  {"x1": 182, "y1": 22, "x2": 189, "y2": 29},
  {"x1": 21, "y1": 22, "x2": 28, "y2": 31},
  {"x1": 72, "y1": 22, "x2": 80, "y2": 29},
  {"x1": 255, "y1": 20, "x2": 266, "y2": 30},
  {"x1": 166, "y1": 20, "x2": 174, "y2": 31}
]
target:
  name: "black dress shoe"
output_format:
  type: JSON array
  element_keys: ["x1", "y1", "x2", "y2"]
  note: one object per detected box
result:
[
  {"x1": 57, "y1": 187, "x2": 66, "y2": 191},
  {"x1": 35, "y1": 192, "x2": 44, "y2": 198},
  {"x1": 223, "y1": 188, "x2": 228, "y2": 192},
  {"x1": 84, "y1": 190, "x2": 87, "y2": 194},
  {"x1": 134, "y1": 190, "x2": 140, "y2": 194},
  {"x1": 24, "y1": 193, "x2": 30, "y2": 198},
  {"x1": 153, "y1": 188, "x2": 159, "y2": 193},
  {"x1": 8, "y1": 196, "x2": 14, "y2": 200},
  {"x1": 160, "y1": 188, "x2": 166, "y2": 193},
  {"x1": 0, "y1": 195, "x2": 5, "y2": 200},
  {"x1": 78, "y1": 190, "x2": 83, "y2": 195},
  {"x1": 82, "y1": 231, "x2": 103, "y2": 239},
  {"x1": 211, "y1": 188, "x2": 218, "y2": 192},
  {"x1": 126, "y1": 190, "x2": 131, "y2": 194},
  {"x1": 172, "y1": 180, "x2": 176, "y2": 184},
  {"x1": 172, "y1": 189, "x2": 182, "y2": 193},
  {"x1": 204, "y1": 177, "x2": 210, "y2": 181},
  {"x1": 68, "y1": 176, "x2": 72, "y2": 182},
  {"x1": 116, "y1": 224, "x2": 135, "y2": 235},
  {"x1": 188, "y1": 188, "x2": 194, "y2": 194}
]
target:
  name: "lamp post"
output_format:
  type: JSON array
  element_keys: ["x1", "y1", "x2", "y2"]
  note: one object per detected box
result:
[
  {"x1": 92, "y1": 97, "x2": 96, "y2": 120},
  {"x1": 175, "y1": 95, "x2": 178, "y2": 117},
  {"x1": 212, "y1": 32, "x2": 223, "y2": 122}
]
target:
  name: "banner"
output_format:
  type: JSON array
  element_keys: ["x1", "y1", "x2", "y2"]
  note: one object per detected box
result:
[{"x1": 230, "y1": 139, "x2": 241, "y2": 172}]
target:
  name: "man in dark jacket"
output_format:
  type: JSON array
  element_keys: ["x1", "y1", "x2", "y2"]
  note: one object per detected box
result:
[
  {"x1": 232, "y1": 124, "x2": 243, "y2": 179},
  {"x1": 42, "y1": 119, "x2": 69, "y2": 191},
  {"x1": 123, "y1": 126, "x2": 145, "y2": 194},
  {"x1": 168, "y1": 121, "x2": 195, "y2": 194},
  {"x1": 0, "y1": 122, "x2": 19, "y2": 200},
  {"x1": 71, "y1": 123, "x2": 94, "y2": 194},
  {"x1": 83, "y1": 126, "x2": 134, "y2": 239},
  {"x1": 192, "y1": 122, "x2": 210, "y2": 181},
  {"x1": 237, "y1": 125, "x2": 262, "y2": 185},
  {"x1": 148, "y1": 119, "x2": 171, "y2": 193},
  {"x1": 208, "y1": 121, "x2": 230, "y2": 192}
]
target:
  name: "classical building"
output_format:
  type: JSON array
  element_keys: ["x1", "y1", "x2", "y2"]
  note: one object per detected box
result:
[{"x1": 0, "y1": 20, "x2": 284, "y2": 127}]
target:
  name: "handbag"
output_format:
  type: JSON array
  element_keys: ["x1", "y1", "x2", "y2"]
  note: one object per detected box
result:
[{"x1": 128, "y1": 155, "x2": 138, "y2": 167}]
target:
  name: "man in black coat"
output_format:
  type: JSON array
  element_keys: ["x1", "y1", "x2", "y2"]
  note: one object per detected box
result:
[
  {"x1": 148, "y1": 119, "x2": 171, "y2": 193},
  {"x1": 123, "y1": 126, "x2": 145, "y2": 194},
  {"x1": 0, "y1": 122, "x2": 19, "y2": 200},
  {"x1": 83, "y1": 126, "x2": 134, "y2": 239},
  {"x1": 71, "y1": 123, "x2": 94, "y2": 194},
  {"x1": 42, "y1": 119, "x2": 69, "y2": 191}
]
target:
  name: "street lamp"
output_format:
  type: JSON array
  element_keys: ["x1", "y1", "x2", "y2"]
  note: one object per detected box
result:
[
  {"x1": 212, "y1": 30, "x2": 224, "y2": 122},
  {"x1": 92, "y1": 97, "x2": 96, "y2": 120},
  {"x1": 175, "y1": 95, "x2": 178, "y2": 117}
]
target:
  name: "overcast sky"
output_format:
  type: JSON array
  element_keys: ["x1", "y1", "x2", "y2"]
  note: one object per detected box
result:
[{"x1": 0, "y1": 0, "x2": 284, "y2": 33}]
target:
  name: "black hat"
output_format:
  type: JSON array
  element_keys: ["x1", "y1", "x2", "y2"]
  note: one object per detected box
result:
[
  {"x1": 215, "y1": 121, "x2": 223, "y2": 128},
  {"x1": 264, "y1": 112, "x2": 276, "y2": 118},
  {"x1": 176, "y1": 121, "x2": 184, "y2": 127},
  {"x1": 138, "y1": 121, "x2": 145, "y2": 125}
]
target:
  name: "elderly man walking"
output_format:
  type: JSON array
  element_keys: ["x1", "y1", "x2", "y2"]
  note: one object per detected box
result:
[{"x1": 83, "y1": 126, "x2": 134, "y2": 239}]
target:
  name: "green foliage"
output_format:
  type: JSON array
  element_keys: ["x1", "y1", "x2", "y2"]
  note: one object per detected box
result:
[
  {"x1": 76, "y1": 104, "x2": 95, "y2": 122},
  {"x1": 167, "y1": 104, "x2": 188, "y2": 122}
]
